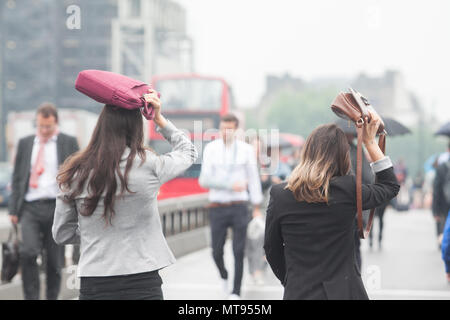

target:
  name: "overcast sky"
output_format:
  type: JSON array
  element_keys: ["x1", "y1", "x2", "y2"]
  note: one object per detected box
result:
[{"x1": 176, "y1": 0, "x2": 450, "y2": 120}]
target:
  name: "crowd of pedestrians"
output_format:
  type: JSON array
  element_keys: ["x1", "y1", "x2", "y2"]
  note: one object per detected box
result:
[{"x1": 4, "y1": 78, "x2": 449, "y2": 300}]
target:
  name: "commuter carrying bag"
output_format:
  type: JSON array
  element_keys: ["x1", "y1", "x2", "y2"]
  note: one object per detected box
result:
[
  {"x1": 331, "y1": 88, "x2": 387, "y2": 239},
  {"x1": 442, "y1": 211, "x2": 450, "y2": 264},
  {"x1": 75, "y1": 70, "x2": 160, "y2": 120},
  {"x1": 443, "y1": 161, "x2": 450, "y2": 204},
  {"x1": 1, "y1": 224, "x2": 20, "y2": 283}
]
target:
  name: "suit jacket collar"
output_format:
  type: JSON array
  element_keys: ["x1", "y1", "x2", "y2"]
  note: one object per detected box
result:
[
  {"x1": 56, "y1": 133, "x2": 64, "y2": 165},
  {"x1": 23, "y1": 136, "x2": 35, "y2": 177}
]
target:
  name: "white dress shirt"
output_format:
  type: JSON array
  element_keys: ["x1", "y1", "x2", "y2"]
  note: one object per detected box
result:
[
  {"x1": 437, "y1": 151, "x2": 450, "y2": 165},
  {"x1": 25, "y1": 135, "x2": 59, "y2": 201},
  {"x1": 199, "y1": 138, "x2": 263, "y2": 206}
]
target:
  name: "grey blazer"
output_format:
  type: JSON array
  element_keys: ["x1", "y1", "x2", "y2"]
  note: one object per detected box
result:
[
  {"x1": 9, "y1": 133, "x2": 79, "y2": 219},
  {"x1": 52, "y1": 121, "x2": 198, "y2": 277}
]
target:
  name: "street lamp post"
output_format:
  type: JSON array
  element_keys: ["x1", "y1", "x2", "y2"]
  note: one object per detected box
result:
[{"x1": 0, "y1": 13, "x2": 5, "y2": 163}]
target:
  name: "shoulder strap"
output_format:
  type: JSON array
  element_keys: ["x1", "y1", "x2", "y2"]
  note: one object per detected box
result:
[
  {"x1": 356, "y1": 126, "x2": 386, "y2": 239},
  {"x1": 8, "y1": 224, "x2": 19, "y2": 243}
]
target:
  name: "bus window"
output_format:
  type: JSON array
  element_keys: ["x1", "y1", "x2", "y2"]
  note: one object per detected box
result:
[{"x1": 156, "y1": 78, "x2": 223, "y2": 111}]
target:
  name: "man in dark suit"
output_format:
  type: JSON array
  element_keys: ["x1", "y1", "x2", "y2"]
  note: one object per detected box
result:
[
  {"x1": 8, "y1": 103, "x2": 79, "y2": 300},
  {"x1": 432, "y1": 150, "x2": 450, "y2": 248}
]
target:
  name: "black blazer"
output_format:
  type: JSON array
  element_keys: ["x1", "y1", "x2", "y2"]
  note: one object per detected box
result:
[
  {"x1": 8, "y1": 133, "x2": 79, "y2": 219},
  {"x1": 264, "y1": 167, "x2": 399, "y2": 300}
]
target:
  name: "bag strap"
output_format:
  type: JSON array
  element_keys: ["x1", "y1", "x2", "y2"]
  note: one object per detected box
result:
[
  {"x1": 356, "y1": 124, "x2": 386, "y2": 239},
  {"x1": 140, "y1": 100, "x2": 155, "y2": 120},
  {"x1": 8, "y1": 224, "x2": 19, "y2": 243},
  {"x1": 140, "y1": 90, "x2": 160, "y2": 120}
]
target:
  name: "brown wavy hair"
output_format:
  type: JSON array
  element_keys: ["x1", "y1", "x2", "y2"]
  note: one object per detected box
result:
[
  {"x1": 57, "y1": 105, "x2": 149, "y2": 224},
  {"x1": 285, "y1": 124, "x2": 351, "y2": 203}
]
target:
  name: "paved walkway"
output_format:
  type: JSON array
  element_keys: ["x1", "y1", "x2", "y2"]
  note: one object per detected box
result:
[
  {"x1": 160, "y1": 208, "x2": 450, "y2": 300},
  {"x1": 160, "y1": 240, "x2": 283, "y2": 300},
  {"x1": 1, "y1": 207, "x2": 449, "y2": 300}
]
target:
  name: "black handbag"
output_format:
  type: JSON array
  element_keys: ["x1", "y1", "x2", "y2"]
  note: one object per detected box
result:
[{"x1": 1, "y1": 224, "x2": 20, "y2": 283}]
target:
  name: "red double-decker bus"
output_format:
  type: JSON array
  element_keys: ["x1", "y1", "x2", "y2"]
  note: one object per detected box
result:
[{"x1": 148, "y1": 74, "x2": 236, "y2": 200}]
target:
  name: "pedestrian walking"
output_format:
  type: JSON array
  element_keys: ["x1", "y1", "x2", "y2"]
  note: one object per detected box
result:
[
  {"x1": 244, "y1": 135, "x2": 275, "y2": 285},
  {"x1": 393, "y1": 159, "x2": 410, "y2": 211},
  {"x1": 245, "y1": 215, "x2": 266, "y2": 285},
  {"x1": 8, "y1": 103, "x2": 79, "y2": 300},
  {"x1": 52, "y1": 90, "x2": 197, "y2": 300},
  {"x1": 437, "y1": 143, "x2": 450, "y2": 166},
  {"x1": 266, "y1": 146, "x2": 292, "y2": 182},
  {"x1": 368, "y1": 204, "x2": 389, "y2": 250},
  {"x1": 432, "y1": 149, "x2": 450, "y2": 249},
  {"x1": 264, "y1": 112, "x2": 400, "y2": 300},
  {"x1": 199, "y1": 114, "x2": 263, "y2": 300},
  {"x1": 441, "y1": 210, "x2": 450, "y2": 283}
]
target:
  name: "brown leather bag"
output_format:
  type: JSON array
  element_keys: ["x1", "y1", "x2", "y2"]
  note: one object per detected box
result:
[{"x1": 331, "y1": 88, "x2": 387, "y2": 239}]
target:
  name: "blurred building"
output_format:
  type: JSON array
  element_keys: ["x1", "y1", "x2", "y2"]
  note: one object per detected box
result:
[
  {"x1": 0, "y1": 0, "x2": 193, "y2": 161},
  {"x1": 112, "y1": 0, "x2": 193, "y2": 81},
  {"x1": 256, "y1": 73, "x2": 306, "y2": 125},
  {"x1": 352, "y1": 70, "x2": 422, "y2": 127},
  {"x1": 255, "y1": 70, "x2": 422, "y2": 129}
]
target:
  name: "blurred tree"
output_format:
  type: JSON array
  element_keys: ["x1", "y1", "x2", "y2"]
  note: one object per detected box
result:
[
  {"x1": 246, "y1": 85, "x2": 447, "y2": 178},
  {"x1": 387, "y1": 125, "x2": 447, "y2": 177},
  {"x1": 259, "y1": 86, "x2": 337, "y2": 136}
]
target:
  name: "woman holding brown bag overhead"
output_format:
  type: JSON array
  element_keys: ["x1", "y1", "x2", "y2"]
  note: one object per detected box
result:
[{"x1": 264, "y1": 111, "x2": 399, "y2": 300}]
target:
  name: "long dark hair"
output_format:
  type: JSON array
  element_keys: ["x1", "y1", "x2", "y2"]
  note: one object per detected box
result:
[
  {"x1": 285, "y1": 124, "x2": 351, "y2": 203},
  {"x1": 57, "y1": 105, "x2": 149, "y2": 224}
]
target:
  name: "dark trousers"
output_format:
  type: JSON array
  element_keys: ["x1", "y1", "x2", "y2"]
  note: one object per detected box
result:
[
  {"x1": 369, "y1": 204, "x2": 388, "y2": 246},
  {"x1": 209, "y1": 204, "x2": 250, "y2": 296},
  {"x1": 353, "y1": 219, "x2": 362, "y2": 271},
  {"x1": 72, "y1": 244, "x2": 80, "y2": 265},
  {"x1": 79, "y1": 270, "x2": 163, "y2": 300},
  {"x1": 437, "y1": 211, "x2": 450, "y2": 236},
  {"x1": 19, "y1": 200, "x2": 64, "y2": 300}
]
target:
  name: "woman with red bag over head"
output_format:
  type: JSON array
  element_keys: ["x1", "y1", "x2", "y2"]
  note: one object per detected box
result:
[
  {"x1": 264, "y1": 111, "x2": 399, "y2": 300},
  {"x1": 52, "y1": 89, "x2": 198, "y2": 300}
]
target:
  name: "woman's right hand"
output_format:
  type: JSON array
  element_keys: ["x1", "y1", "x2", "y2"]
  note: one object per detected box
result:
[
  {"x1": 362, "y1": 111, "x2": 381, "y2": 145},
  {"x1": 362, "y1": 111, "x2": 384, "y2": 162}
]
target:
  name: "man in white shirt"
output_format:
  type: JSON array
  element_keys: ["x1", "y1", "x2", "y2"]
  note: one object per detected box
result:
[
  {"x1": 437, "y1": 143, "x2": 450, "y2": 166},
  {"x1": 9, "y1": 103, "x2": 79, "y2": 300},
  {"x1": 199, "y1": 114, "x2": 263, "y2": 300}
]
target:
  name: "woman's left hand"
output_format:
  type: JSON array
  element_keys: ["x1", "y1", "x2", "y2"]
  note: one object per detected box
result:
[{"x1": 143, "y1": 89, "x2": 162, "y2": 119}]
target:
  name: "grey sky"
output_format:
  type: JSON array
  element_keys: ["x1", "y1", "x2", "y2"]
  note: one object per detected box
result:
[{"x1": 177, "y1": 0, "x2": 450, "y2": 122}]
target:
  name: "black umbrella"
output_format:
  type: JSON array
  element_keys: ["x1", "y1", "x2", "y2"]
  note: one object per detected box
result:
[
  {"x1": 335, "y1": 117, "x2": 411, "y2": 136},
  {"x1": 435, "y1": 121, "x2": 450, "y2": 137}
]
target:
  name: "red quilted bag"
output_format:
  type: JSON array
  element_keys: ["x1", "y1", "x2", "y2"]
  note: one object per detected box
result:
[{"x1": 75, "y1": 69, "x2": 160, "y2": 120}]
